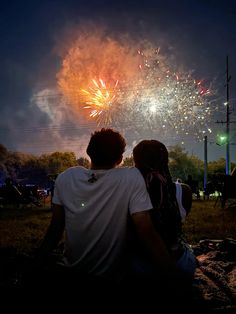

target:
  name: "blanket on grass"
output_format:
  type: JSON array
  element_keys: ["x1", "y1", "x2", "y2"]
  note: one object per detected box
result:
[
  {"x1": 191, "y1": 238, "x2": 236, "y2": 312},
  {"x1": 0, "y1": 238, "x2": 235, "y2": 311}
]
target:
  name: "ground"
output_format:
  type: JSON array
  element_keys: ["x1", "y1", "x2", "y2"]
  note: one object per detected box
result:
[{"x1": 0, "y1": 238, "x2": 235, "y2": 312}]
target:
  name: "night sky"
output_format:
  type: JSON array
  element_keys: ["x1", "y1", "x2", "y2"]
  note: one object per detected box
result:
[{"x1": 0, "y1": 0, "x2": 236, "y2": 163}]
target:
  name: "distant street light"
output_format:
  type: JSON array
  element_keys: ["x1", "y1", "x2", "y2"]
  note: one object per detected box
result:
[{"x1": 216, "y1": 134, "x2": 228, "y2": 146}]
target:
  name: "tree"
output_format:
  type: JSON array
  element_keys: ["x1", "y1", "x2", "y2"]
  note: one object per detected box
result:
[
  {"x1": 169, "y1": 145, "x2": 204, "y2": 187},
  {"x1": 4, "y1": 151, "x2": 28, "y2": 181},
  {"x1": 77, "y1": 157, "x2": 90, "y2": 168},
  {"x1": 0, "y1": 144, "x2": 8, "y2": 162},
  {"x1": 208, "y1": 158, "x2": 227, "y2": 178},
  {"x1": 122, "y1": 156, "x2": 134, "y2": 167},
  {"x1": 0, "y1": 144, "x2": 8, "y2": 183},
  {"x1": 18, "y1": 156, "x2": 47, "y2": 186},
  {"x1": 43, "y1": 151, "x2": 77, "y2": 175}
]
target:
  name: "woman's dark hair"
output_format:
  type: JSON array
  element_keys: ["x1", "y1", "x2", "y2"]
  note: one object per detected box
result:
[
  {"x1": 86, "y1": 128, "x2": 126, "y2": 168},
  {"x1": 133, "y1": 140, "x2": 168, "y2": 173},
  {"x1": 133, "y1": 140, "x2": 182, "y2": 247}
]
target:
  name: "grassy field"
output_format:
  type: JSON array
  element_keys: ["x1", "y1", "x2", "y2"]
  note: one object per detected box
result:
[
  {"x1": 0, "y1": 199, "x2": 52, "y2": 256},
  {"x1": 183, "y1": 198, "x2": 236, "y2": 243},
  {"x1": 0, "y1": 197, "x2": 236, "y2": 256}
]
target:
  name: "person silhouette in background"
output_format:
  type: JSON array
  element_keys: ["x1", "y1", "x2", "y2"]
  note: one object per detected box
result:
[
  {"x1": 47, "y1": 174, "x2": 57, "y2": 207},
  {"x1": 3, "y1": 177, "x2": 22, "y2": 207},
  {"x1": 132, "y1": 140, "x2": 196, "y2": 284},
  {"x1": 185, "y1": 174, "x2": 200, "y2": 199}
]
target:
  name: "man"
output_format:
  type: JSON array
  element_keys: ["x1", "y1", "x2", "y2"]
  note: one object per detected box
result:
[{"x1": 36, "y1": 128, "x2": 173, "y2": 285}]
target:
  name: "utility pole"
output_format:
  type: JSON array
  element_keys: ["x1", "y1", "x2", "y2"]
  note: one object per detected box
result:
[
  {"x1": 203, "y1": 135, "x2": 208, "y2": 199},
  {"x1": 226, "y1": 56, "x2": 231, "y2": 175},
  {"x1": 216, "y1": 56, "x2": 235, "y2": 175}
]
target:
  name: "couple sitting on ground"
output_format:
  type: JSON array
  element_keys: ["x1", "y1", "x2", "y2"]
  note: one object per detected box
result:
[{"x1": 36, "y1": 128, "x2": 196, "y2": 296}]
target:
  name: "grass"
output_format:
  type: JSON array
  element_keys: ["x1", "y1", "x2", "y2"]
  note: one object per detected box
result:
[
  {"x1": 183, "y1": 198, "x2": 236, "y2": 244},
  {"x1": 0, "y1": 201, "x2": 52, "y2": 256},
  {"x1": 0, "y1": 198, "x2": 236, "y2": 255}
]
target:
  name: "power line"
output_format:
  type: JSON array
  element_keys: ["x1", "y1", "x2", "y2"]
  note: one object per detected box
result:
[{"x1": 215, "y1": 56, "x2": 236, "y2": 174}]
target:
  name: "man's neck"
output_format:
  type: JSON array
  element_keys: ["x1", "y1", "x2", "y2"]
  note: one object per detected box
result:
[{"x1": 90, "y1": 163, "x2": 115, "y2": 170}]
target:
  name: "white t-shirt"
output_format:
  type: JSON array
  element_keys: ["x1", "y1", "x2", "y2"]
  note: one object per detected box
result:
[{"x1": 52, "y1": 166, "x2": 152, "y2": 281}]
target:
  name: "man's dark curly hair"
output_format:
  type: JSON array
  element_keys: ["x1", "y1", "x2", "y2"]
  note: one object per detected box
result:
[{"x1": 86, "y1": 128, "x2": 126, "y2": 168}]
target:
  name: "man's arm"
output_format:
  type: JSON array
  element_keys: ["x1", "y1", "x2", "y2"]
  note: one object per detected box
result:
[
  {"x1": 131, "y1": 211, "x2": 175, "y2": 275},
  {"x1": 35, "y1": 203, "x2": 65, "y2": 268}
]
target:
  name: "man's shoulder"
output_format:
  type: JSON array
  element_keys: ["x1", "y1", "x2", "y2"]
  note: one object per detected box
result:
[
  {"x1": 113, "y1": 167, "x2": 145, "y2": 183},
  {"x1": 57, "y1": 166, "x2": 88, "y2": 179},
  {"x1": 114, "y1": 167, "x2": 141, "y2": 175}
]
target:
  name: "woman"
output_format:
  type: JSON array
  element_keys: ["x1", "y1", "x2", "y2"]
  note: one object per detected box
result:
[{"x1": 132, "y1": 140, "x2": 196, "y2": 281}]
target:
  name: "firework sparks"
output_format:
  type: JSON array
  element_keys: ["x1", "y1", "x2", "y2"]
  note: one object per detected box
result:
[
  {"x1": 57, "y1": 30, "x2": 219, "y2": 142},
  {"x1": 125, "y1": 48, "x2": 216, "y2": 141},
  {"x1": 81, "y1": 78, "x2": 119, "y2": 124}
]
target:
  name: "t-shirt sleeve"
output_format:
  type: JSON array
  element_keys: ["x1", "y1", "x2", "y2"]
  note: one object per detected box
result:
[{"x1": 129, "y1": 168, "x2": 153, "y2": 215}]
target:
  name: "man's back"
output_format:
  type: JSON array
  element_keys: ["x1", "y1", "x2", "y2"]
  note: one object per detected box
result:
[
  {"x1": 53, "y1": 166, "x2": 152, "y2": 281},
  {"x1": 36, "y1": 129, "x2": 173, "y2": 286}
]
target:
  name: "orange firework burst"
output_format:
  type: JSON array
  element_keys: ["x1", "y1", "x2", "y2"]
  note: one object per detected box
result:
[
  {"x1": 81, "y1": 78, "x2": 119, "y2": 124},
  {"x1": 57, "y1": 28, "x2": 141, "y2": 125}
]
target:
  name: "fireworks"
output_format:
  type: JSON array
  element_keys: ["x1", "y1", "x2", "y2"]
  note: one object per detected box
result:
[
  {"x1": 57, "y1": 30, "x2": 218, "y2": 142},
  {"x1": 124, "y1": 48, "x2": 215, "y2": 141},
  {"x1": 57, "y1": 29, "x2": 141, "y2": 127},
  {"x1": 81, "y1": 78, "x2": 119, "y2": 125}
]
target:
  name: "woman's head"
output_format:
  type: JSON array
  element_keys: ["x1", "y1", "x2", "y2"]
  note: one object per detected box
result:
[
  {"x1": 133, "y1": 140, "x2": 182, "y2": 246},
  {"x1": 133, "y1": 140, "x2": 168, "y2": 171}
]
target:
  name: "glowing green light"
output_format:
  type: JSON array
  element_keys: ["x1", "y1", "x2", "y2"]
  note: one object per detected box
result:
[{"x1": 217, "y1": 134, "x2": 228, "y2": 145}]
